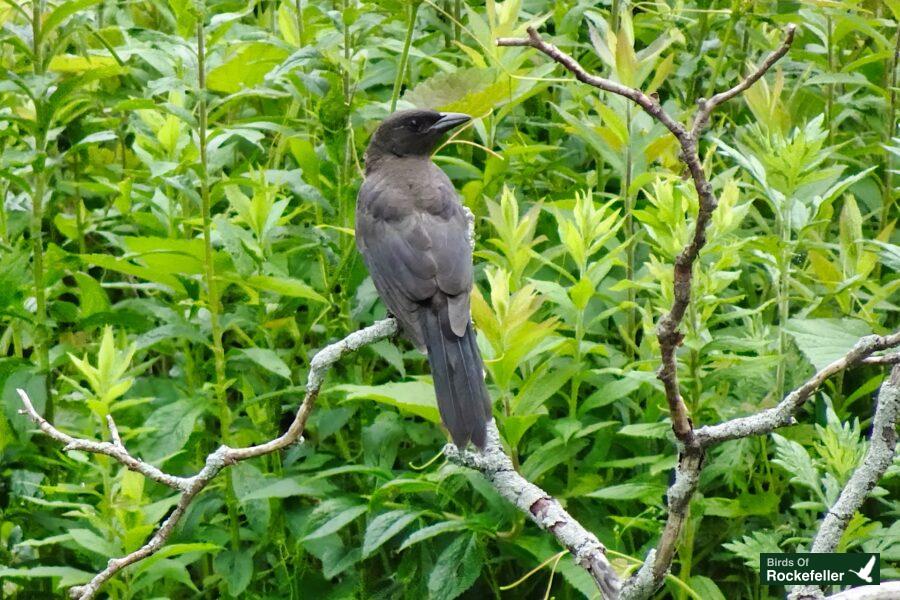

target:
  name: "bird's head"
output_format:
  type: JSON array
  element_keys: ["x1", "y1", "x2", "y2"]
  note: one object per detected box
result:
[{"x1": 365, "y1": 109, "x2": 470, "y2": 163}]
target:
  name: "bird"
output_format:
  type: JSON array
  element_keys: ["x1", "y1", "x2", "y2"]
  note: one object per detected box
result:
[
  {"x1": 355, "y1": 109, "x2": 493, "y2": 449},
  {"x1": 849, "y1": 555, "x2": 876, "y2": 583}
]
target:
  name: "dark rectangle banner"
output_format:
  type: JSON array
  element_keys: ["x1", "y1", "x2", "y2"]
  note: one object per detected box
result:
[{"x1": 760, "y1": 553, "x2": 880, "y2": 586}]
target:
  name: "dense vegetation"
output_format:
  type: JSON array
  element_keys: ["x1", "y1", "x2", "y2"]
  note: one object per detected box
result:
[{"x1": 1, "y1": 0, "x2": 898, "y2": 598}]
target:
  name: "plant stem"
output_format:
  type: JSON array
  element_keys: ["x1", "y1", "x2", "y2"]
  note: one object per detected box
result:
[
  {"x1": 774, "y1": 193, "x2": 793, "y2": 401},
  {"x1": 390, "y1": 1, "x2": 420, "y2": 112},
  {"x1": 0, "y1": 181, "x2": 8, "y2": 243},
  {"x1": 825, "y1": 15, "x2": 834, "y2": 144},
  {"x1": 74, "y1": 153, "x2": 86, "y2": 254},
  {"x1": 882, "y1": 25, "x2": 899, "y2": 230},
  {"x1": 196, "y1": 16, "x2": 240, "y2": 555},
  {"x1": 624, "y1": 101, "x2": 635, "y2": 359},
  {"x1": 31, "y1": 0, "x2": 49, "y2": 373},
  {"x1": 295, "y1": 0, "x2": 304, "y2": 45},
  {"x1": 703, "y1": 0, "x2": 739, "y2": 101}
]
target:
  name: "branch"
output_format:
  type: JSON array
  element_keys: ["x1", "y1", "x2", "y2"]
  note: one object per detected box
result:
[
  {"x1": 861, "y1": 352, "x2": 900, "y2": 365},
  {"x1": 620, "y1": 448, "x2": 703, "y2": 600},
  {"x1": 17, "y1": 318, "x2": 399, "y2": 600},
  {"x1": 446, "y1": 423, "x2": 622, "y2": 599},
  {"x1": 691, "y1": 24, "x2": 797, "y2": 138},
  {"x1": 496, "y1": 27, "x2": 686, "y2": 139},
  {"x1": 696, "y1": 331, "x2": 900, "y2": 446},
  {"x1": 788, "y1": 365, "x2": 900, "y2": 600},
  {"x1": 16, "y1": 388, "x2": 187, "y2": 492},
  {"x1": 497, "y1": 23, "x2": 796, "y2": 599},
  {"x1": 823, "y1": 582, "x2": 900, "y2": 600}
]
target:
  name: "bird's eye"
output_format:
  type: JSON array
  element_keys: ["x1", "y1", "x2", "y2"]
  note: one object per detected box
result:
[{"x1": 408, "y1": 119, "x2": 419, "y2": 129}]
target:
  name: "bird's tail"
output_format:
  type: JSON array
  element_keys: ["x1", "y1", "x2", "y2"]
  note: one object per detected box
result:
[{"x1": 420, "y1": 306, "x2": 492, "y2": 449}]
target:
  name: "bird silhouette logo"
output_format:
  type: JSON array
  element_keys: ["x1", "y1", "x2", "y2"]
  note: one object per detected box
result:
[{"x1": 849, "y1": 555, "x2": 876, "y2": 583}]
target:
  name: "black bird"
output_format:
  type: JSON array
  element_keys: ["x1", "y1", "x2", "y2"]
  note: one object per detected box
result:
[{"x1": 356, "y1": 109, "x2": 493, "y2": 448}]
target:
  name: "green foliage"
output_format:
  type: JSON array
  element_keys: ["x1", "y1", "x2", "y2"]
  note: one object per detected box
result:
[{"x1": 0, "y1": 0, "x2": 897, "y2": 599}]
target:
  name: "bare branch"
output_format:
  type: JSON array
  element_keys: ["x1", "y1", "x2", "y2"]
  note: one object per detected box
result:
[
  {"x1": 446, "y1": 423, "x2": 622, "y2": 599},
  {"x1": 691, "y1": 25, "x2": 797, "y2": 138},
  {"x1": 862, "y1": 353, "x2": 900, "y2": 365},
  {"x1": 106, "y1": 415, "x2": 123, "y2": 448},
  {"x1": 17, "y1": 318, "x2": 399, "y2": 600},
  {"x1": 696, "y1": 331, "x2": 900, "y2": 446},
  {"x1": 67, "y1": 453, "x2": 225, "y2": 600},
  {"x1": 496, "y1": 27, "x2": 686, "y2": 142},
  {"x1": 16, "y1": 388, "x2": 187, "y2": 491},
  {"x1": 789, "y1": 366, "x2": 900, "y2": 600},
  {"x1": 620, "y1": 448, "x2": 703, "y2": 600},
  {"x1": 823, "y1": 582, "x2": 900, "y2": 600}
]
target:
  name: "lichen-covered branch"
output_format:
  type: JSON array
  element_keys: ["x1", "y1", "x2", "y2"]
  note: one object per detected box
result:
[
  {"x1": 16, "y1": 317, "x2": 399, "y2": 600},
  {"x1": 619, "y1": 448, "x2": 703, "y2": 600},
  {"x1": 861, "y1": 352, "x2": 900, "y2": 365},
  {"x1": 696, "y1": 331, "x2": 900, "y2": 446},
  {"x1": 16, "y1": 389, "x2": 187, "y2": 492},
  {"x1": 788, "y1": 365, "x2": 900, "y2": 600},
  {"x1": 823, "y1": 582, "x2": 900, "y2": 599},
  {"x1": 445, "y1": 423, "x2": 621, "y2": 599}
]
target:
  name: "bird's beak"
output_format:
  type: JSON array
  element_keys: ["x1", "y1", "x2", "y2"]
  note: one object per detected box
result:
[{"x1": 428, "y1": 112, "x2": 471, "y2": 134}]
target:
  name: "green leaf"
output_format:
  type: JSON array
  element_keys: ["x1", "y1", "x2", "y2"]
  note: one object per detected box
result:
[
  {"x1": 137, "y1": 399, "x2": 202, "y2": 462},
  {"x1": 207, "y1": 42, "x2": 289, "y2": 93},
  {"x1": 723, "y1": 531, "x2": 782, "y2": 571},
  {"x1": 213, "y1": 549, "x2": 253, "y2": 596},
  {"x1": 69, "y1": 528, "x2": 122, "y2": 557},
  {"x1": 48, "y1": 54, "x2": 123, "y2": 75},
  {"x1": 399, "y1": 520, "x2": 471, "y2": 551},
  {"x1": 688, "y1": 575, "x2": 727, "y2": 600},
  {"x1": 784, "y1": 318, "x2": 872, "y2": 371},
  {"x1": 586, "y1": 483, "x2": 666, "y2": 504},
  {"x1": 772, "y1": 433, "x2": 823, "y2": 498},
  {"x1": 3, "y1": 368, "x2": 46, "y2": 442},
  {"x1": 239, "y1": 478, "x2": 323, "y2": 501},
  {"x1": 427, "y1": 533, "x2": 483, "y2": 600},
  {"x1": 618, "y1": 422, "x2": 671, "y2": 439},
  {"x1": 234, "y1": 348, "x2": 292, "y2": 380},
  {"x1": 335, "y1": 379, "x2": 440, "y2": 423},
  {"x1": 404, "y1": 67, "x2": 510, "y2": 117},
  {"x1": 72, "y1": 273, "x2": 110, "y2": 318},
  {"x1": 0, "y1": 567, "x2": 93, "y2": 588},
  {"x1": 41, "y1": 0, "x2": 102, "y2": 40},
  {"x1": 244, "y1": 274, "x2": 328, "y2": 303},
  {"x1": 362, "y1": 510, "x2": 421, "y2": 557},
  {"x1": 304, "y1": 504, "x2": 368, "y2": 541},
  {"x1": 80, "y1": 253, "x2": 184, "y2": 295}
]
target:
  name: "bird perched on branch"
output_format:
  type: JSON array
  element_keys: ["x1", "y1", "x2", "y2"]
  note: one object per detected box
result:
[{"x1": 356, "y1": 109, "x2": 492, "y2": 448}]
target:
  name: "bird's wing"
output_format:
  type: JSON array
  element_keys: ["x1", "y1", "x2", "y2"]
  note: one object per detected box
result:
[
  {"x1": 356, "y1": 170, "x2": 473, "y2": 347},
  {"x1": 859, "y1": 556, "x2": 876, "y2": 577}
]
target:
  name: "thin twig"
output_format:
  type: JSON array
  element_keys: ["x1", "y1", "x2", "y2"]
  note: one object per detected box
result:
[
  {"x1": 17, "y1": 318, "x2": 400, "y2": 600},
  {"x1": 106, "y1": 415, "x2": 123, "y2": 448},
  {"x1": 789, "y1": 365, "x2": 900, "y2": 600},
  {"x1": 696, "y1": 331, "x2": 900, "y2": 446},
  {"x1": 690, "y1": 24, "x2": 797, "y2": 138},
  {"x1": 496, "y1": 28, "x2": 687, "y2": 141},
  {"x1": 446, "y1": 423, "x2": 621, "y2": 598},
  {"x1": 861, "y1": 353, "x2": 900, "y2": 365},
  {"x1": 17, "y1": 389, "x2": 187, "y2": 491}
]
